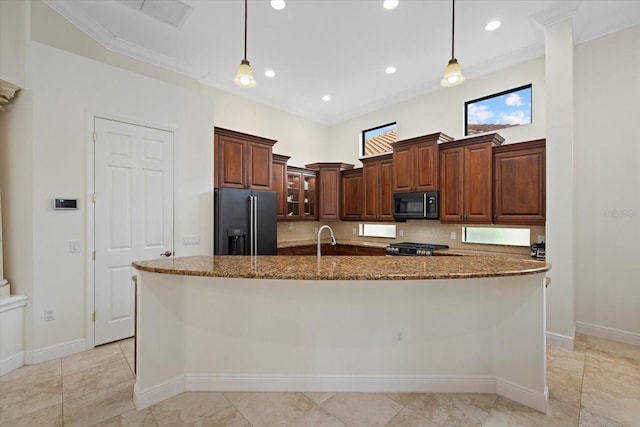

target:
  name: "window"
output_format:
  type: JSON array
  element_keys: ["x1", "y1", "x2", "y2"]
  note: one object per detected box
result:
[
  {"x1": 361, "y1": 122, "x2": 396, "y2": 157},
  {"x1": 465, "y1": 84, "x2": 532, "y2": 136},
  {"x1": 358, "y1": 223, "x2": 396, "y2": 238},
  {"x1": 462, "y1": 227, "x2": 530, "y2": 247}
]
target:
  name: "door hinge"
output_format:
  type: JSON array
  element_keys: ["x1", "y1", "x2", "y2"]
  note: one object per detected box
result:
[
  {"x1": 92, "y1": 193, "x2": 96, "y2": 203},
  {"x1": 92, "y1": 312, "x2": 96, "y2": 322},
  {"x1": 92, "y1": 251, "x2": 96, "y2": 260},
  {"x1": 93, "y1": 132, "x2": 97, "y2": 142}
]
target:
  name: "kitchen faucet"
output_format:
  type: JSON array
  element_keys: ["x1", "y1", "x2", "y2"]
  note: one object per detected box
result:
[{"x1": 317, "y1": 225, "x2": 337, "y2": 257}]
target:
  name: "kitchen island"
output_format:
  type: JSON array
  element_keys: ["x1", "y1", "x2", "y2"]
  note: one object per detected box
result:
[{"x1": 132, "y1": 255, "x2": 550, "y2": 413}]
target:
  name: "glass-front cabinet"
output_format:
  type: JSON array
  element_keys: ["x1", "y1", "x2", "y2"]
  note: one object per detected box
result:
[{"x1": 286, "y1": 167, "x2": 317, "y2": 220}]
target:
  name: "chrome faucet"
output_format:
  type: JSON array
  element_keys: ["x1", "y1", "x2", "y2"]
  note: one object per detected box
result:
[{"x1": 317, "y1": 225, "x2": 337, "y2": 257}]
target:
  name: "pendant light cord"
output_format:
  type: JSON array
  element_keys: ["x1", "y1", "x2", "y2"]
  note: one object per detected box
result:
[
  {"x1": 451, "y1": 0, "x2": 455, "y2": 59},
  {"x1": 243, "y1": 0, "x2": 248, "y2": 61}
]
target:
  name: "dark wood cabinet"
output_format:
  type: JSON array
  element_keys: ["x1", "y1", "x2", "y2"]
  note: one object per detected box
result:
[
  {"x1": 272, "y1": 154, "x2": 290, "y2": 220},
  {"x1": 439, "y1": 133, "x2": 504, "y2": 223},
  {"x1": 285, "y1": 167, "x2": 317, "y2": 220},
  {"x1": 392, "y1": 132, "x2": 452, "y2": 192},
  {"x1": 493, "y1": 139, "x2": 546, "y2": 225},
  {"x1": 362, "y1": 154, "x2": 394, "y2": 221},
  {"x1": 214, "y1": 127, "x2": 276, "y2": 190},
  {"x1": 306, "y1": 163, "x2": 354, "y2": 221},
  {"x1": 341, "y1": 168, "x2": 363, "y2": 220},
  {"x1": 278, "y1": 244, "x2": 386, "y2": 256}
]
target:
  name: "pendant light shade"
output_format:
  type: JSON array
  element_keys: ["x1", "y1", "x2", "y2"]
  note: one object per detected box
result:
[
  {"x1": 234, "y1": 0, "x2": 256, "y2": 88},
  {"x1": 441, "y1": 0, "x2": 465, "y2": 87},
  {"x1": 234, "y1": 59, "x2": 256, "y2": 88}
]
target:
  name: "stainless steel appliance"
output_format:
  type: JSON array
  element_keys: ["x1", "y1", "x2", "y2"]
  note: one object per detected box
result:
[
  {"x1": 393, "y1": 191, "x2": 439, "y2": 221},
  {"x1": 214, "y1": 188, "x2": 277, "y2": 255},
  {"x1": 386, "y1": 242, "x2": 449, "y2": 256}
]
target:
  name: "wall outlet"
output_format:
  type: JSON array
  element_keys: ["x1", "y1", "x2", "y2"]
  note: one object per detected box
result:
[
  {"x1": 537, "y1": 235, "x2": 545, "y2": 243},
  {"x1": 352, "y1": 227, "x2": 357, "y2": 235},
  {"x1": 183, "y1": 234, "x2": 200, "y2": 245},
  {"x1": 314, "y1": 228, "x2": 318, "y2": 234},
  {"x1": 44, "y1": 308, "x2": 55, "y2": 322},
  {"x1": 451, "y1": 231, "x2": 457, "y2": 240},
  {"x1": 395, "y1": 327, "x2": 405, "y2": 344},
  {"x1": 399, "y1": 229, "x2": 404, "y2": 237}
]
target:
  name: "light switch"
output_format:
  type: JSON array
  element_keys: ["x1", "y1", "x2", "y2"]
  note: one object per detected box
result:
[{"x1": 70, "y1": 240, "x2": 81, "y2": 253}]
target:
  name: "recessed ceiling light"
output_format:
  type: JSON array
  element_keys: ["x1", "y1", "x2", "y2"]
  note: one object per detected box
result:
[
  {"x1": 385, "y1": 65, "x2": 397, "y2": 74},
  {"x1": 383, "y1": 0, "x2": 399, "y2": 10},
  {"x1": 322, "y1": 95, "x2": 331, "y2": 102},
  {"x1": 485, "y1": 20, "x2": 501, "y2": 31},
  {"x1": 265, "y1": 69, "x2": 276, "y2": 78},
  {"x1": 271, "y1": 0, "x2": 286, "y2": 10}
]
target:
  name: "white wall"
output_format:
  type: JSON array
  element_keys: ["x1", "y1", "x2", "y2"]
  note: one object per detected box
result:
[
  {"x1": 574, "y1": 25, "x2": 640, "y2": 337},
  {"x1": 329, "y1": 57, "x2": 547, "y2": 164},
  {"x1": 27, "y1": 41, "x2": 214, "y2": 353},
  {"x1": 0, "y1": 0, "x2": 28, "y2": 87}
]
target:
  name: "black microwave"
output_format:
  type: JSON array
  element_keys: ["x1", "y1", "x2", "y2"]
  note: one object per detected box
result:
[{"x1": 393, "y1": 191, "x2": 439, "y2": 221}]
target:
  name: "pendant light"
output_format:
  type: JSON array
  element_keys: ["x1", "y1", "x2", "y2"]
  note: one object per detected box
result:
[
  {"x1": 441, "y1": 0, "x2": 465, "y2": 87},
  {"x1": 234, "y1": 0, "x2": 256, "y2": 88}
]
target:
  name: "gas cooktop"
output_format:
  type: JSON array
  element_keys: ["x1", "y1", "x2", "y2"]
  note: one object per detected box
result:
[{"x1": 386, "y1": 242, "x2": 450, "y2": 256}]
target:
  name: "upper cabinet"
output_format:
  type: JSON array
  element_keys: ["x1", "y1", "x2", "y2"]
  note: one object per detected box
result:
[
  {"x1": 362, "y1": 154, "x2": 394, "y2": 221},
  {"x1": 341, "y1": 168, "x2": 363, "y2": 221},
  {"x1": 214, "y1": 127, "x2": 276, "y2": 190},
  {"x1": 286, "y1": 167, "x2": 317, "y2": 220},
  {"x1": 272, "y1": 154, "x2": 291, "y2": 219},
  {"x1": 306, "y1": 162, "x2": 354, "y2": 221},
  {"x1": 439, "y1": 133, "x2": 504, "y2": 223},
  {"x1": 392, "y1": 132, "x2": 453, "y2": 192},
  {"x1": 493, "y1": 139, "x2": 546, "y2": 225}
]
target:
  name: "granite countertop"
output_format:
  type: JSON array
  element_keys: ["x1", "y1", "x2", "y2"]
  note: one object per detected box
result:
[{"x1": 132, "y1": 255, "x2": 550, "y2": 280}]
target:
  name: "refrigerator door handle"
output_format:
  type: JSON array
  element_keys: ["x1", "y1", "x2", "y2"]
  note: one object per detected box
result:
[
  {"x1": 253, "y1": 196, "x2": 258, "y2": 256},
  {"x1": 249, "y1": 196, "x2": 254, "y2": 255}
]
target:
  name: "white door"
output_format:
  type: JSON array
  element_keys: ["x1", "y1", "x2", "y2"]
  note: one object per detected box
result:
[{"x1": 94, "y1": 117, "x2": 174, "y2": 345}]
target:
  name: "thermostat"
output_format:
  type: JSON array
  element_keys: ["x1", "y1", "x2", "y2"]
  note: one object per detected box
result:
[{"x1": 53, "y1": 198, "x2": 79, "y2": 210}]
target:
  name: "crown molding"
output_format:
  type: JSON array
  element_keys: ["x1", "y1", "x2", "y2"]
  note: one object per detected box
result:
[
  {"x1": 531, "y1": 1, "x2": 581, "y2": 28},
  {"x1": 0, "y1": 79, "x2": 21, "y2": 112}
]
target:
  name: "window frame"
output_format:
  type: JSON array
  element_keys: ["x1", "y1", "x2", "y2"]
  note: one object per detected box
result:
[{"x1": 464, "y1": 84, "x2": 532, "y2": 136}]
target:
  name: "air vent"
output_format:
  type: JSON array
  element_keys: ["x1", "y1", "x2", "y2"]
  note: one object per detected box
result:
[{"x1": 117, "y1": 0, "x2": 192, "y2": 29}]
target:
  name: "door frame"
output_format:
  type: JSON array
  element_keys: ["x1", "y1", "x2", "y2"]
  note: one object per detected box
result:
[{"x1": 85, "y1": 111, "x2": 177, "y2": 349}]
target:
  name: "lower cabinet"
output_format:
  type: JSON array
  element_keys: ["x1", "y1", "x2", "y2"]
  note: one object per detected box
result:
[{"x1": 278, "y1": 245, "x2": 386, "y2": 256}]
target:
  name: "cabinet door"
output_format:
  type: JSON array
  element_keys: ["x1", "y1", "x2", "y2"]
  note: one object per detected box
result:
[
  {"x1": 318, "y1": 168, "x2": 341, "y2": 220},
  {"x1": 286, "y1": 173, "x2": 301, "y2": 218},
  {"x1": 215, "y1": 134, "x2": 246, "y2": 188},
  {"x1": 248, "y1": 141, "x2": 272, "y2": 190},
  {"x1": 379, "y1": 159, "x2": 394, "y2": 220},
  {"x1": 341, "y1": 171, "x2": 363, "y2": 220},
  {"x1": 272, "y1": 158, "x2": 288, "y2": 219},
  {"x1": 494, "y1": 143, "x2": 545, "y2": 224},
  {"x1": 464, "y1": 143, "x2": 493, "y2": 223},
  {"x1": 413, "y1": 142, "x2": 438, "y2": 191},
  {"x1": 302, "y1": 173, "x2": 317, "y2": 219},
  {"x1": 439, "y1": 147, "x2": 464, "y2": 222},
  {"x1": 362, "y1": 162, "x2": 379, "y2": 220},
  {"x1": 392, "y1": 145, "x2": 413, "y2": 192}
]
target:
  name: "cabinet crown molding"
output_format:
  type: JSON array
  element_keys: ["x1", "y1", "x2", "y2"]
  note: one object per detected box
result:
[
  {"x1": 392, "y1": 132, "x2": 453, "y2": 148},
  {"x1": 441, "y1": 132, "x2": 505, "y2": 149},
  {"x1": 0, "y1": 79, "x2": 21, "y2": 112}
]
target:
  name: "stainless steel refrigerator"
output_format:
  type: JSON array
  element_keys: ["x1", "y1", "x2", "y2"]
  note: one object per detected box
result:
[{"x1": 213, "y1": 188, "x2": 277, "y2": 255}]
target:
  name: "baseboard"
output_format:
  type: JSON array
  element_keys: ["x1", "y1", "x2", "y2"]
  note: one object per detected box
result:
[
  {"x1": 546, "y1": 331, "x2": 574, "y2": 350},
  {"x1": 0, "y1": 351, "x2": 24, "y2": 376},
  {"x1": 575, "y1": 321, "x2": 640, "y2": 346},
  {"x1": 185, "y1": 373, "x2": 497, "y2": 394},
  {"x1": 134, "y1": 376, "x2": 186, "y2": 410},
  {"x1": 496, "y1": 377, "x2": 548, "y2": 413},
  {"x1": 24, "y1": 338, "x2": 86, "y2": 365}
]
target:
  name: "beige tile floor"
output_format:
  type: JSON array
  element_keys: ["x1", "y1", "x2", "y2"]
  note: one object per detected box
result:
[{"x1": 1, "y1": 333, "x2": 638, "y2": 426}]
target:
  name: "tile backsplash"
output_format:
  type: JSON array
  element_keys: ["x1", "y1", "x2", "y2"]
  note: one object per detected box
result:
[{"x1": 278, "y1": 220, "x2": 544, "y2": 256}]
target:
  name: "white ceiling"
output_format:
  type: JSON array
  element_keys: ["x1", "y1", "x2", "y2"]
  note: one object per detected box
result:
[{"x1": 44, "y1": 0, "x2": 640, "y2": 125}]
